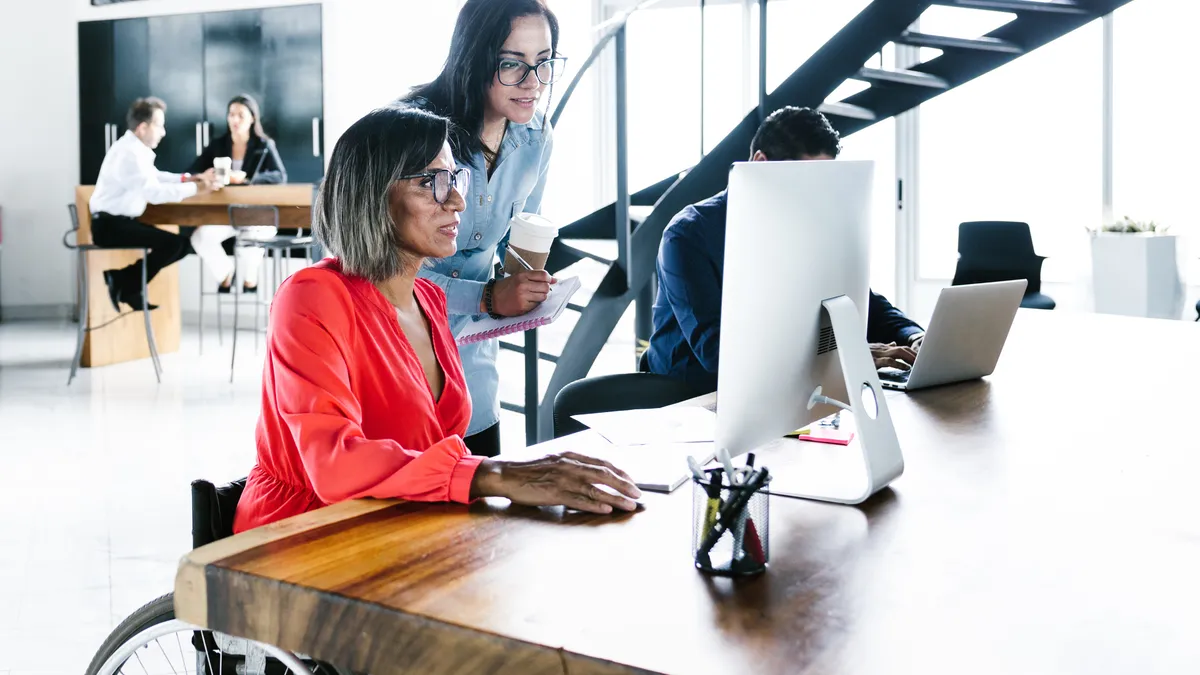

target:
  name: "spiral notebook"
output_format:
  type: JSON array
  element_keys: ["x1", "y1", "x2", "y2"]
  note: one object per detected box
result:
[{"x1": 456, "y1": 276, "x2": 582, "y2": 345}]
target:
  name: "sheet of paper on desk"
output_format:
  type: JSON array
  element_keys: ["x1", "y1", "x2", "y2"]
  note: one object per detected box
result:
[
  {"x1": 586, "y1": 442, "x2": 716, "y2": 493},
  {"x1": 571, "y1": 407, "x2": 717, "y2": 446}
]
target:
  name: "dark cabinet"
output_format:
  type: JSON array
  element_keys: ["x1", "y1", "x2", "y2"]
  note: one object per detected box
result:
[
  {"x1": 147, "y1": 14, "x2": 205, "y2": 177},
  {"x1": 78, "y1": 21, "x2": 114, "y2": 185},
  {"x1": 77, "y1": 5, "x2": 323, "y2": 185},
  {"x1": 261, "y1": 6, "x2": 324, "y2": 183}
]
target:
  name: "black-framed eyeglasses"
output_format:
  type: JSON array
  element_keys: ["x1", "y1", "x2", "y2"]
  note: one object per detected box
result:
[
  {"x1": 497, "y1": 57, "x2": 567, "y2": 87},
  {"x1": 400, "y1": 167, "x2": 471, "y2": 204}
]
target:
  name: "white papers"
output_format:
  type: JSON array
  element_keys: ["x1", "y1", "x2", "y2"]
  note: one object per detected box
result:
[
  {"x1": 580, "y1": 442, "x2": 715, "y2": 493},
  {"x1": 571, "y1": 407, "x2": 717, "y2": 446}
]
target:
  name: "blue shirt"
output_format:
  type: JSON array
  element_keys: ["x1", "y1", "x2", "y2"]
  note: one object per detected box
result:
[
  {"x1": 646, "y1": 190, "x2": 924, "y2": 394},
  {"x1": 417, "y1": 113, "x2": 553, "y2": 436}
]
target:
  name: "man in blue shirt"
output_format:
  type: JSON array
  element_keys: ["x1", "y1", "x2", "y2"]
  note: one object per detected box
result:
[{"x1": 646, "y1": 106, "x2": 924, "y2": 394}]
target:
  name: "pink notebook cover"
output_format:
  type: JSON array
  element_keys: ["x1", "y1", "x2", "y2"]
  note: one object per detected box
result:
[
  {"x1": 457, "y1": 316, "x2": 555, "y2": 345},
  {"x1": 455, "y1": 276, "x2": 581, "y2": 346}
]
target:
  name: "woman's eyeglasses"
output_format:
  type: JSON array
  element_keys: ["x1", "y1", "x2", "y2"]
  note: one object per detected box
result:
[
  {"x1": 401, "y1": 168, "x2": 471, "y2": 204},
  {"x1": 496, "y1": 57, "x2": 567, "y2": 87}
]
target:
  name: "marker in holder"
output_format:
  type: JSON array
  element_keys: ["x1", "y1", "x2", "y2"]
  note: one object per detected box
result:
[{"x1": 691, "y1": 466, "x2": 771, "y2": 576}]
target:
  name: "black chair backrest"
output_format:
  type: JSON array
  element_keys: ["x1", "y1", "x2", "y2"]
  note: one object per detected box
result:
[
  {"x1": 953, "y1": 221, "x2": 1046, "y2": 294},
  {"x1": 553, "y1": 373, "x2": 699, "y2": 438},
  {"x1": 191, "y1": 477, "x2": 248, "y2": 549},
  {"x1": 957, "y1": 221, "x2": 1041, "y2": 263}
]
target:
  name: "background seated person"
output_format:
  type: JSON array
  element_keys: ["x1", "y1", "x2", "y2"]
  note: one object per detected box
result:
[
  {"x1": 645, "y1": 106, "x2": 924, "y2": 395},
  {"x1": 89, "y1": 96, "x2": 219, "y2": 311},
  {"x1": 234, "y1": 107, "x2": 640, "y2": 534},
  {"x1": 186, "y1": 94, "x2": 288, "y2": 293}
]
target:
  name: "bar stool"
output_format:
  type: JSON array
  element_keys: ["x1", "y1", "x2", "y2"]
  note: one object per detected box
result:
[
  {"x1": 227, "y1": 204, "x2": 317, "y2": 382},
  {"x1": 64, "y1": 204, "x2": 162, "y2": 384}
]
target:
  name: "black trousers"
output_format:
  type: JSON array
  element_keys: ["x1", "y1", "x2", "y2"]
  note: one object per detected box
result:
[
  {"x1": 92, "y1": 213, "x2": 190, "y2": 290},
  {"x1": 464, "y1": 422, "x2": 502, "y2": 458}
]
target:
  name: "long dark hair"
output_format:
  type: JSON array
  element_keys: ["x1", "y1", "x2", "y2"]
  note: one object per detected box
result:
[
  {"x1": 228, "y1": 94, "x2": 269, "y2": 140},
  {"x1": 401, "y1": 0, "x2": 559, "y2": 160},
  {"x1": 315, "y1": 107, "x2": 450, "y2": 282}
]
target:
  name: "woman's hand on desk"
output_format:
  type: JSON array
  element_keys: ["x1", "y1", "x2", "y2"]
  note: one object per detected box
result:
[
  {"x1": 491, "y1": 271, "x2": 556, "y2": 316},
  {"x1": 470, "y1": 453, "x2": 642, "y2": 514},
  {"x1": 871, "y1": 342, "x2": 917, "y2": 371}
]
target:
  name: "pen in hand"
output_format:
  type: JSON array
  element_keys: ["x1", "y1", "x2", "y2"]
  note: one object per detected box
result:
[{"x1": 505, "y1": 245, "x2": 535, "y2": 273}]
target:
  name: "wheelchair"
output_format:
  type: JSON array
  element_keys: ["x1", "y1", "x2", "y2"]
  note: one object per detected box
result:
[{"x1": 84, "y1": 478, "x2": 347, "y2": 675}]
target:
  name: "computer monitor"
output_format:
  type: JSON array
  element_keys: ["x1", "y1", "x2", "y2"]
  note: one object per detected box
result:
[{"x1": 714, "y1": 159, "x2": 903, "y2": 504}]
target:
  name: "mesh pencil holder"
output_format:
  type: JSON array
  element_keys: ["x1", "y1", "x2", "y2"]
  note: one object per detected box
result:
[{"x1": 691, "y1": 472, "x2": 771, "y2": 576}]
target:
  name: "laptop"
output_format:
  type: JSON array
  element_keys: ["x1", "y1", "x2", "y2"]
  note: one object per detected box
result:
[{"x1": 878, "y1": 280, "x2": 1026, "y2": 392}]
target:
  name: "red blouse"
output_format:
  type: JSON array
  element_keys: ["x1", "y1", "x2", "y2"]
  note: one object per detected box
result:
[{"x1": 233, "y1": 259, "x2": 481, "y2": 534}]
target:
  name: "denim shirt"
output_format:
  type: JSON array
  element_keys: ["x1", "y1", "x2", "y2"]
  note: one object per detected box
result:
[{"x1": 418, "y1": 112, "x2": 553, "y2": 436}]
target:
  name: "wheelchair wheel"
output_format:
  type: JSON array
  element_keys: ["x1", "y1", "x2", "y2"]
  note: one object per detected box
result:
[{"x1": 85, "y1": 592, "x2": 320, "y2": 675}]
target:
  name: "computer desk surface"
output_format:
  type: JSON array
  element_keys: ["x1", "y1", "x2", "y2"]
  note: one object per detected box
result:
[{"x1": 175, "y1": 310, "x2": 1200, "y2": 675}]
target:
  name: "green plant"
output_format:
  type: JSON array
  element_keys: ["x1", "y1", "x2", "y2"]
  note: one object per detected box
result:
[{"x1": 1092, "y1": 216, "x2": 1168, "y2": 234}]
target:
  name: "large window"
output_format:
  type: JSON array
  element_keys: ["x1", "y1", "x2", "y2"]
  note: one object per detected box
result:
[
  {"x1": 918, "y1": 10, "x2": 1102, "y2": 282},
  {"x1": 535, "y1": 0, "x2": 601, "y2": 227},
  {"x1": 1112, "y1": 0, "x2": 1200, "y2": 282}
]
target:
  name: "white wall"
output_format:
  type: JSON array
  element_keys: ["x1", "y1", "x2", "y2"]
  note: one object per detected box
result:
[{"x1": 0, "y1": 0, "x2": 464, "y2": 318}]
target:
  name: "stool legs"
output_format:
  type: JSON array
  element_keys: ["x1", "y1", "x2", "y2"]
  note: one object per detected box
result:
[
  {"x1": 67, "y1": 249, "x2": 161, "y2": 385},
  {"x1": 68, "y1": 250, "x2": 88, "y2": 385},
  {"x1": 140, "y1": 257, "x2": 162, "y2": 383},
  {"x1": 230, "y1": 259, "x2": 241, "y2": 383},
  {"x1": 198, "y1": 260, "x2": 205, "y2": 355}
]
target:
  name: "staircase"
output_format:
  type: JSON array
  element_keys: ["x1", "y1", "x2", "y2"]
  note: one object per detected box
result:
[{"x1": 515, "y1": 0, "x2": 1133, "y2": 443}]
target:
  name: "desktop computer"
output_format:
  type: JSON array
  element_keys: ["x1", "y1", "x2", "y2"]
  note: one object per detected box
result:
[{"x1": 714, "y1": 159, "x2": 903, "y2": 504}]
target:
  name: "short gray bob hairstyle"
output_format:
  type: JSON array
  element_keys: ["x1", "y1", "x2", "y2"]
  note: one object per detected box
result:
[{"x1": 313, "y1": 106, "x2": 450, "y2": 282}]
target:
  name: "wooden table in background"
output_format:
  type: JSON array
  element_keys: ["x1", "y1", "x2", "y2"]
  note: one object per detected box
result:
[
  {"x1": 174, "y1": 311, "x2": 1200, "y2": 675},
  {"x1": 73, "y1": 184, "x2": 313, "y2": 368}
]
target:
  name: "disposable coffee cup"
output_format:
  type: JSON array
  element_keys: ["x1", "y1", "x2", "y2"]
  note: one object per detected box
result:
[
  {"x1": 213, "y1": 157, "x2": 232, "y2": 186},
  {"x1": 502, "y1": 213, "x2": 558, "y2": 276}
]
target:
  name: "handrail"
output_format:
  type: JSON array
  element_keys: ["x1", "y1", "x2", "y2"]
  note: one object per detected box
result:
[{"x1": 549, "y1": 0, "x2": 666, "y2": 129}]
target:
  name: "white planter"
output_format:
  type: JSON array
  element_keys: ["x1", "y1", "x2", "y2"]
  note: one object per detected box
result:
[{"x1": 1090, "y1": 233, "x2": 1184, "y2": 319}]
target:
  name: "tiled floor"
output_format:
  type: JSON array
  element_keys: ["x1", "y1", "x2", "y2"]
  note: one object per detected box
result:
[{"x1": 0, "y1": 255, "x2": 637, "y2": 674}]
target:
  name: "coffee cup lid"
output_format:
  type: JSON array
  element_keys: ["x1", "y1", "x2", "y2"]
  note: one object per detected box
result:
[{"x1": 511, "y1": 212, "x2": 558, "y2": 234}]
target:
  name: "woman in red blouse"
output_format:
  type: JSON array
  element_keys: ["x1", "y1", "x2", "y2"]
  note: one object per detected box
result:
[{"x1": 234, "y1": 107, "x2": 641, "y2": 533}]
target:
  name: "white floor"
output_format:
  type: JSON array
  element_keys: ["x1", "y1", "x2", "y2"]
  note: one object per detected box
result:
[{"x1": 0, "y1": 259, "x2": 638, "y2": 673}]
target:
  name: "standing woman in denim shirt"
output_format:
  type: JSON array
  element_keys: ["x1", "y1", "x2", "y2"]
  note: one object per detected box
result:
[{"x1": 399, "y1": 0, "x2": 564, "y2": 457}]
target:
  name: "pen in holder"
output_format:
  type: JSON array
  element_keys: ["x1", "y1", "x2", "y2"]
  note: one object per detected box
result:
[{"x1": 691, "y1": 467, "x2": 771, "y2": 576}]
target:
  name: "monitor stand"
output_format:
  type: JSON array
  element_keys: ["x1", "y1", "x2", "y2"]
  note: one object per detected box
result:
[{"x1": 765, "y1": 295, "x2": 905, "y2": 505}]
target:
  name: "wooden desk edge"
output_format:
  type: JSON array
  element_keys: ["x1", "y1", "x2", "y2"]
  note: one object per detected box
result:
[
  {"x1": 174, "y1": 499, "x2": 401, "y2": 627},
  {"x1": 173, "y1": 498, "x2": 660, "y2": 674}
]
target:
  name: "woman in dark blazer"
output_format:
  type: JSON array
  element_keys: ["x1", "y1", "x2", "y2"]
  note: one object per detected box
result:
[{"x1": 188, "y1": 94, "x2": 288, "y2": 292}]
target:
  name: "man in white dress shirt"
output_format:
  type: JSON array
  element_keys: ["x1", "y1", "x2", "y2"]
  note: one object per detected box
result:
[{"x1": 89, "y1": 97, "x2": 219, "y2": 311}]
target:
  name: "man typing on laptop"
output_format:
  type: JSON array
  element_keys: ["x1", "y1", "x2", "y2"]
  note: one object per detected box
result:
[{"x1": 645, "y1": 106, "x2": 924, "y2": 394}]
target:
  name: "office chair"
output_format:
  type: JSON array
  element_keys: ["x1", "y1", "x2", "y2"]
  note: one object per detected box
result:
[
  {"x1": 553, "y1": 373, "x2": 700, "y2": 438},
  {"x1": 952, "y1": 221, "x2": 1056, "y2": 310}
]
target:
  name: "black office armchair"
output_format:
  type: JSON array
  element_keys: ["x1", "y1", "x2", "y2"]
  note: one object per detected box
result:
[
  {"x1": 1194, "y1": 298, "x2": 1199, "y2": 322},
  {"x1": 951, "y1": 221, "x2": 1055, "y2": 310},
  {"x1": 553, "y1": 373, "x2": 700, "y2": 438}
]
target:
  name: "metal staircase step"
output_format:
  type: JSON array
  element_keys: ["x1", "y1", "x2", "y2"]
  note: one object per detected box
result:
[
  {"x1": 856, "y1": 67, "x2": 949, "y2": 89},
  {"x1": 940, "y1": 0, "x2": 1091, "y2": 15},
  {"x1": 898, "y1": 31, "x2": 1024, "y2": 54},
  {"x1": 818, "y1": 101, "x2": 877, "y2": 121}
]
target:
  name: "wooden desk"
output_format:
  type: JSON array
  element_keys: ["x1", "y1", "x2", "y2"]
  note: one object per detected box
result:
[
  {"x1": 73, "y1": 185, "x2": 312, "y2": 368},
  {"x1": 174, "y1": 311, "x2": 1200, "y2": 674}
]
